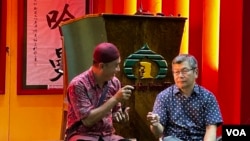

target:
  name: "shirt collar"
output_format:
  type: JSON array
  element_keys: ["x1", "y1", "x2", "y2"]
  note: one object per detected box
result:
[
  {"x1": 88, "y1": 67, "x2": 109, "y2": 89},
  {"x1": 172, "y1": 84, "x2": 200, "y2": 96}
]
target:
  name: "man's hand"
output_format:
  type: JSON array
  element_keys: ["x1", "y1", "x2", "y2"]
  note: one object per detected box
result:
[
  {"x1": 147, "y1": 112, "x2": 160, "y2": 126},
  {"x1": 113, "y1": 107, "x2": 130, "y2": 122},
  {"x1": 147, "y1": 112, "x2": 164, "y2": 138},
  {"x1": 114, "y1": 85, "x2": 134, "y2": 102}
]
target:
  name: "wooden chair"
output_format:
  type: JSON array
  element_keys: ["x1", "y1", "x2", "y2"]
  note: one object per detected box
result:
[{"x1": 60, "y1": 36, "x2": 69, "y2": 140}]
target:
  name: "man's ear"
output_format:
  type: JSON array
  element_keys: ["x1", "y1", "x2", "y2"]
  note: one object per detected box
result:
[
  {"x1": 195, "y1": 68, "x2": 199, "y2": 76},
  {"x1": 99, "y1": 62, "x2": 105, "y2": 69}
]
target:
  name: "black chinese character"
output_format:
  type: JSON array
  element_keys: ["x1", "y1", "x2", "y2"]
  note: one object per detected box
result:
[
  {"x1": 46, "y1": 4, "x2": 75, "y2": 30},
  {"x1": 49, "y1": 48, "x2": 63, "y2": 81}
]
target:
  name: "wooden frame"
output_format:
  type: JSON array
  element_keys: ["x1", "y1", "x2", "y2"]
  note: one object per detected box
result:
[
  {"x1": 17, "y1": 0, "x2": 63, "y2": 95},
  {"x1": 0, "y1": 0, "x2": 7, "y2": 94},
  {"x1": 17, "y1": 0, "x2": 92, "y2": 95}
]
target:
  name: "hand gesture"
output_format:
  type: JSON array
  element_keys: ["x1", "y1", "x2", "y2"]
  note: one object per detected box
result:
[
  {"x1": 113, "y1": 107, "x2": 130, "y2": 122},
  {"x1": 114, "y1": 85, "x2": 134, "y2": 102},
  {"x1": 147, "y1": 112, "x2": 160, "y2": 127}
]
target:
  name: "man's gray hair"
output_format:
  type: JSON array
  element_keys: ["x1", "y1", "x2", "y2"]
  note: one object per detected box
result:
[{"x1": 172, "y1": 54, "x2": 198, "y2": 69}]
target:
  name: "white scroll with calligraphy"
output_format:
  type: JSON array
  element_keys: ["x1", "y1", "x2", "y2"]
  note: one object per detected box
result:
[{"x1": 26, "y1": 0, "x2": 86, "y2": 88}]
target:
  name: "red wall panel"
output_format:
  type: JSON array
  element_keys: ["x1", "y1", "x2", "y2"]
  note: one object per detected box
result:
[
  {"x1": 188, "y1": 0, "x2": 203, "y2": 84},
  {"x1": 241, "y1": 0, "x2": 250, "y2": 124},
  {"x1": 0, "y1": 0, "x2": 7, "y2": 94},
  {"x1": 218, "y1": 0, "x2": 242, "y2": 124}
]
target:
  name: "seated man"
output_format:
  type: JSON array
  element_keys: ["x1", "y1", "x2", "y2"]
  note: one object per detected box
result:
[
  {"x1": 147, "y1": 54, "x2": 223, "y2": 141},
  {"x1": 65, "y1": 42, "x2": 134, "y2": 141}
]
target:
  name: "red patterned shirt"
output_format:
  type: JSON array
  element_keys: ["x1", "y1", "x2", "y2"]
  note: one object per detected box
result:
[{"x1": 66, "y1": 67, "x2": 121, "y2": 136}]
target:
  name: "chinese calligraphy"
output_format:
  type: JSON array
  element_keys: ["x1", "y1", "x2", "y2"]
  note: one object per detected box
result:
[
  {"x1": 24, "y1": 0, "x2": 86, "y2": 90},
  {"x1": 46, "y1": 4, "x2": 75, "y2": 36},
  {"x1": 47, "y1": 4, "x2": 75, "y2": 81},
  {"x1": 49, "y1": 48, "x2": 63, "y2": 81},
  {"x1": 33, "y1": 0, "x2": 38, "y2": 62}
]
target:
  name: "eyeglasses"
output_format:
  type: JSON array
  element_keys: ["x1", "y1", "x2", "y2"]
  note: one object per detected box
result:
[{"x1": 172, "y1": 68, "x2": 196, "y2": 76}]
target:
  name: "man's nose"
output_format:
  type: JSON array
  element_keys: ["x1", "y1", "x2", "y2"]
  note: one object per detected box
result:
[{"x1": 116, "y1": 66, "x2": 120, "y2": 71}]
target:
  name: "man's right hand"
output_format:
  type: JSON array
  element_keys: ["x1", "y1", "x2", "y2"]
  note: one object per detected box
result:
[
  {"x1": 114, "y1": 85, "x2": 134, "y2": 102},
  {"x1": 147, "y1": 112, "x2": 160, "y2": 127}
]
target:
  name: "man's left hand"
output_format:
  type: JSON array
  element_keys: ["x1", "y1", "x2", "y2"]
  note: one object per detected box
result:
[{"x1": 113, "y1": 107, "x2": 130, "y2": 122}]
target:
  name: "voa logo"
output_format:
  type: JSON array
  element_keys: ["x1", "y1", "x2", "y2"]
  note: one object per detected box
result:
[{"x1": 226, "y1": 129, "x2": 246, "y2": 136}]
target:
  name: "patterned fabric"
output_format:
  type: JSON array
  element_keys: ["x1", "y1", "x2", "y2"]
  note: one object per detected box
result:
[
  {"x1": 69, "y1": 134, "x2": 124, "y2": 141},
  {"x1": 153, "y1": 84, "x2": 223, "y2": 141},
  {"x1": 66, "y1": 67, "x2": 121, "y2": 137}
]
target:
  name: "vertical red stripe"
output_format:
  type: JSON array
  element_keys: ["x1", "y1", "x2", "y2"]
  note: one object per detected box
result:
[
  {"x1": 162, "y1": 0, "x2": 176, "y2": 16},
  {"x1": 219, "y1": 0, "x2": 242, "y2": 124},
  {"x1": 17, "y1": 0, "x2": 24, "y2": 94},
  {"x1": 241, "y1": 0, "x2": 250, "y2": 124},
  {"x1": 112, "y1": 0, "x2": 124, "y2": 14},
  {"x1": 188, "y1": 0, "x2": 203, "y2": 84},
  {"x1": 138, "y1": 0, "x2": 161, "y2": 14},
  {"x1": 0, "y1": 0, "x2": 7, "y2": 94},
  {"x1": 137, "y1": 0, "x2": 153, "y2": 14},
  {"x1": 92, "y1": 0, "x2": 106, "y2": 14}
]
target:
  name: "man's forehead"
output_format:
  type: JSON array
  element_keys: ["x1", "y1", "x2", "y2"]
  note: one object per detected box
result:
[
  {"x1": 106, "y1": 58, "x2": 120, "y2": 65},
  {"x1": 172, "y1": 61, "x2": 190, "y2": 68}
]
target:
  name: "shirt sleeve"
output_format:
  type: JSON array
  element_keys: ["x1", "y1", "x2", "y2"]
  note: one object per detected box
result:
[
  {"x1": 153, "y1": 90, "x2": 169, "y2": 127},
  {"x1": 204, "y1": 93, "x2": 223, "y2": 126},
  {"x1": 111, "y1": 77, "x2": 122, "y2": 113},
  {"x1": 67, "y1": 83, "x2": 95, "y2": 120}
]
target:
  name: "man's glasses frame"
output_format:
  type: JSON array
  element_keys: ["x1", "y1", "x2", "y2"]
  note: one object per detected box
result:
[{"x1": 172, "y1": 68, "x2": 196, "y2": 76}]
